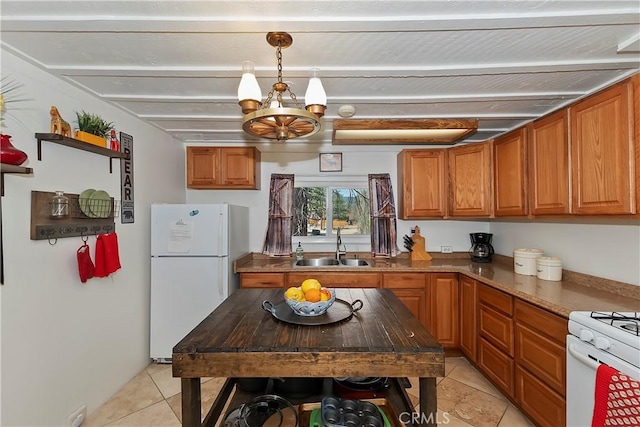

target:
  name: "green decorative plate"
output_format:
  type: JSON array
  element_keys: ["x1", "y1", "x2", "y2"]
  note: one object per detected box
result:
[
  {"x1": 79, "y1": 188, "x2": 96, "y2": 217},
  {"x1": 88, "y1": 190, "x2": 112, "y2": 218}
]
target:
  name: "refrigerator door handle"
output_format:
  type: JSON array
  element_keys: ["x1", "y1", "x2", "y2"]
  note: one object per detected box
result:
[{"x1": 218, "y1": 262, "x2": 225, "y2": 302}]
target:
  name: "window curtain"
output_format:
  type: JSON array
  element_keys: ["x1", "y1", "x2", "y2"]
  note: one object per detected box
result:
[
  {"x1": 368, "y1": 173, "x2": 401, "y2": 258},
  {"x1": 262, "y1": 174, "x2": 295, "y2": 256}
]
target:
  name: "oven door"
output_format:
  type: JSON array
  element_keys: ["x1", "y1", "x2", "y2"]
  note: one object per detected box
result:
[{"x1": 566, "y1": 334, "x2": 640, "y2": 427}]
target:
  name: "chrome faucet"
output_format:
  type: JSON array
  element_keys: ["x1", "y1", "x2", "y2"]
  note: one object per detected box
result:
[{"x1": 336, "y1": 227, "x2": 347, "y2": 261}]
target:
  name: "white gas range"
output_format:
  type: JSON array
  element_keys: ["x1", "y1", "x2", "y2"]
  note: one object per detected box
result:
[{"x1": 567, "y1": 311, "x2": 640, "y2": 427}]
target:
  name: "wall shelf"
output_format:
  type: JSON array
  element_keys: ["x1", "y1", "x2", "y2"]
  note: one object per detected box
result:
[
  {"x1": 1, "y1": 164, "x2": 34, "y2": 196},
  {"x1": 35, "y1": 133, "x2": 129, "y2": 173}
]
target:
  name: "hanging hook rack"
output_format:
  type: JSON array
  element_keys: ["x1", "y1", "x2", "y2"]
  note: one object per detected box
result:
[{"x1": 30, "y1": 191, "x2": 117, "y2": 241}]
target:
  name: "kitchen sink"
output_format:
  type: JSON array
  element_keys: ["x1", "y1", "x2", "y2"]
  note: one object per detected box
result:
[
  {"x1": 340, "y1": 259, "x2": 371, "y2": 267},
  {"x1": 294, "y1": 258, "x2": 340, "y2": 267},
  {"x1": 293, "y1": 258, "x2": 371, "y2": 267}
]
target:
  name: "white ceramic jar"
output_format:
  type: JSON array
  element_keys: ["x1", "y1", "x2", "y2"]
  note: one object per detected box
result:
[
  {"x1": 513, "y1": 248, "x2": 544, "y2": 276},
  {"x1": 536, "y1": 256, "x2": 563, "y2": 281}
]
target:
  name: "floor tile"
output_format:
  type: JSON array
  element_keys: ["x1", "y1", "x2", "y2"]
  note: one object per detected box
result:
[
  {"x1": 151, "y1": 366, "x2": 183, "y2": 399},
  {"x1": 85, "y1": 371, "x2": 164, "y2": 426},
  {"x1": 104, "y1": 401, "x2": 180, "y2": 427},
  {"x1": 146, "y1": 362, "x2": 172, "y2": 376},
  {"x1": 166, "y1": 378, "x2": 231, "y2": 423},
  {"x1": 498, "y1": 403, "x2": 535, "y2": 427},
  {"x1": 447, "y1": 360, "x2": 505, "y2": 400},
  {"x1": 437, "y1": 377, "x2": 509, "y2": 426}
]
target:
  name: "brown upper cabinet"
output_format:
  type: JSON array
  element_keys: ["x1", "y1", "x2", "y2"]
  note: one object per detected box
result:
[
  {"x1": 187, "y1": 146, "x2": 261, "y2": 190},
  {"x1": 570, "y1": 79, "x2": 635, "y2": 214},
  {"x1": 448, "y1": 141, "x2": 494, "y2": 217},
  {"x1": 528, "y1": 109, "x2": 571, "y2": 215},
  {"x1": 494, "y1": 128, "x2": 528, "y2": 216},
  {"x1": 397, "y1": 149, "x2": 447, "y2": 218}
]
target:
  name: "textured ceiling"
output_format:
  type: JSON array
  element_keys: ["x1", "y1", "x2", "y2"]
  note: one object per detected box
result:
[{"x1": 1, "y1": 0, "x2": 639, "y2": 146}]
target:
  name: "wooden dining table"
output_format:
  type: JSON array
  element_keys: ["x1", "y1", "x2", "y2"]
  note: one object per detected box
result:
[{"x1": 172, "y1": 287, "x2": 445, "y2": 427}]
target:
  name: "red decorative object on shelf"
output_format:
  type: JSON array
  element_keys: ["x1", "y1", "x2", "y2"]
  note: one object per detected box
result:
[{"x1": 0, "y1": 134, "x2": 28, "y2": 166}]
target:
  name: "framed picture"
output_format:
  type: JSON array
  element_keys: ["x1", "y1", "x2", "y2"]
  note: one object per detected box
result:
[{"x1": 319, "y1": 153, "x2": 342, "y2": 172}]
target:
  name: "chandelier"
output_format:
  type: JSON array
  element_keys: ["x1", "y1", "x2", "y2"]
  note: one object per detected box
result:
[{"x1": 237, "y1": 32, "x2": 327, "y2": 143}]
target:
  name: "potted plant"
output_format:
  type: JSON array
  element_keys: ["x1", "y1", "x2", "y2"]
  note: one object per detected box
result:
[{"x1": 74, "y1": 111, "x2": 113, "y2": 147}]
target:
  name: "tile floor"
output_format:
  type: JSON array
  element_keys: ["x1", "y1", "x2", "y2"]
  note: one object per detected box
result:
[{"x1": 85, "y1": 357, "x2": 533, "y2": 426}]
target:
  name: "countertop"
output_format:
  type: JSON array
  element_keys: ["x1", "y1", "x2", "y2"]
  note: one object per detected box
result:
[{"x1": 235, "y1": 253, "x2": 640, "y2": 318}]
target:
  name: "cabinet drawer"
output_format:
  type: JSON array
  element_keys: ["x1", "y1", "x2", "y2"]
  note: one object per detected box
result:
[
  {"x1": 516, "y1": 365, "x2": 565, "y2": 427},
  {"x1": 240, "y1": 273, "x2": 285, "y2": 288},
  {"x1": 287, "y1": 273, "x2": 379, "y2": 288},
  {"x1": 478, "y1": 284, "x2": 513, "y2": 315},
  {"x1": 478, "y1": 338, "x2": 514, "y2": 397},
  {"x1": 479, "y1": 305, "x2": 514, "y2": 356},
  {"x1": 515, "y1": 323, "x2": 565, "y2": 396},
  {"x1": 515, "y1": 299, "x2": 567, "y2": 344},
  {"x1": 381, "y1": 273, "x2": 426, "y2": 289}
]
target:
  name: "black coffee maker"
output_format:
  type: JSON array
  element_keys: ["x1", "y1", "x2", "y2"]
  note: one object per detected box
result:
[{"x1": 469, "y1": 233, "x2": 494, "y2": 263}]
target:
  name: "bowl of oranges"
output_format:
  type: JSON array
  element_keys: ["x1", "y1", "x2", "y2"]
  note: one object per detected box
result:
[{"x1": 284, "y1": 278, "x2": 335, "y2": 316}]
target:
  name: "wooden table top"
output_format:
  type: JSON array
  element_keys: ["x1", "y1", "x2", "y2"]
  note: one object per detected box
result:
[{"x1": 172, "y1": 288, "x2": 444, "y2": 379}]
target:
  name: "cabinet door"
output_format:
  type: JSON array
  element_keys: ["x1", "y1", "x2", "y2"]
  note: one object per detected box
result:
[
  {"x1": 382, "y1": 273, "x2": 427, "y2": 327},
  {"x1": 390, "y1": 289, "x2": 427, "y2": 326},
  {"x1": 397, "y1": 149, "x2": 447, "y2": 218},
  {"x1": 570, "y1": 80, "x2": 635, "y2": 214},
  {"x1": 287, "y1": 273, "x2": 379, "y2": 288},
  {"x1": 459, "y1": 276, "x2": 477, "y2": 361},
  {"x1": 528, "y1": 110, "x2": 570, "y2": 215},
  {"x1": 187, "y1": 147, "x2": 219, "y2": 187},
  {"x1": 220, "y1": 147, "x2": 260, "y2": 188},
  {"x1": 494, "y1": 128, "x2": 528, "y2": 216},
  {"x1": 479, "y1": 337, "x2": 514, "y2": 397},
  {"x1": 516, "y1": 366, "x2": 565, "y2": 427},
  {"x1": 427, "y1": 273, "x2": 459, "y2": 348},
  {"x1": 448, "y1": 141, "x2": 493, "y2": 217},
  {"x1": 240, "y1": 273, "x2": 285, "y2": 288}
]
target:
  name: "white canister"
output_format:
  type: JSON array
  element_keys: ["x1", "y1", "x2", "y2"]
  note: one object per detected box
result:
[
  {"x1": 513, "y1": 248, "x2": 544, "y2": 276},
  {"x1": 536, "y1": 256, "x2": 563, "y2": 281}
]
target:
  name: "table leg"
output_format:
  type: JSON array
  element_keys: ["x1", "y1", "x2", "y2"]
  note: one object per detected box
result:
[
  {"x1": 181, "y1": 378, "x2": 201, "y2": 427},
  {"x1": 419, "y1": 377, "x2": 437, "y2": 427}
]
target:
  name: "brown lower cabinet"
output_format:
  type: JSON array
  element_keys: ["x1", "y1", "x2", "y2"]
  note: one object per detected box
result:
[
  {"x1": 381, "y1": 273, "x2": 427, "y2": 327},
  {"x1": 459, "y1": 276, "x2": 477, "y2": 361},
  {"x1": 240, "y1": 272, "x2": 285, "y2": 288},
  {"x1": 514, "y1": 299, "x2": 567, "y2": 427},
  {"x1": 286, "y1": 272, "x2": 379, "y2": 288}
]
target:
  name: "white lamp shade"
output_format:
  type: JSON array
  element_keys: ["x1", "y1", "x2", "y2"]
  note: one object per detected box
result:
[
  {"x1": 304, "y1": 68, "x2": 327, "y2": 106},
  {"x1": 238, "y1": 60, "x2": 262, "y2": 102}
]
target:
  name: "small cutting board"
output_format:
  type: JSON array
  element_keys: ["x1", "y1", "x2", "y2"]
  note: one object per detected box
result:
[{"x1": 411, "y1": 226, "x2": 432, "y2": 261}]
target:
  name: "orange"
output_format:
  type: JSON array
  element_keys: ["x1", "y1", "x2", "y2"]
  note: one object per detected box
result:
[
  {"x1": 304, "y1": 288, "x2": 322, "y2": 303},
  {"x1": 320, "y1": 288, "x2": 331, "y2": 300},
  {"x1": 320, "y1": 293, "x2": 329, "y2": 302}
]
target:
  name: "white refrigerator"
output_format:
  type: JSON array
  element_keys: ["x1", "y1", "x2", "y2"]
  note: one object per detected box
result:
[{"x1": 150, "y1": 203, "x2": 249, "y2": 362}]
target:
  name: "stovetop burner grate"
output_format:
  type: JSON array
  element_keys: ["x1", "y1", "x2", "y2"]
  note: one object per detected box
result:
[{"x1": 590, "y1": 311, "x2": 640, "y2": 336}]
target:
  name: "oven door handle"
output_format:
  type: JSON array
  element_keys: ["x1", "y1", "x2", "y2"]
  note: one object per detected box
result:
[{"x1": 568, "y1": 343, "x2": 601, "y2": 370}]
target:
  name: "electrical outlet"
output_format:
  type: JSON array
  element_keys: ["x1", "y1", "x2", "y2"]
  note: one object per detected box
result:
[
  {"x1": 441, "y1": 246, "x2": 453, "y2": 253},
  {"x1": 66, "y1": 405, "x2": 87, "y2": 427}
]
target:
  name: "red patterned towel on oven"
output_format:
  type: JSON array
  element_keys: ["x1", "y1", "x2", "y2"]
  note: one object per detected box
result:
[{"x1": 592, "y1": 364, "x2": 640, "y2": 427}]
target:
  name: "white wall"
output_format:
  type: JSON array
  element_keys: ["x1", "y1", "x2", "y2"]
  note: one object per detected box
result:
[
  {"x1": 1, "y1": 50, "x2": 185, "y2": 425},
  {"x1": 490, "y1": 220, "x2": 640, "y2": 285}
]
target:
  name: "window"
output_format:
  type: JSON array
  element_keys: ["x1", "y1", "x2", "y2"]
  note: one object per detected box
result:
[{"x1": 293, "y1": 186, "x2": 370, "y2": 237}]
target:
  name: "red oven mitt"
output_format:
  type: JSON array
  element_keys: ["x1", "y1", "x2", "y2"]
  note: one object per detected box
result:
[
  {"x1": 77, "y1": 243, "x2": 95, "y2": 283},
  {"x1": 94, "y1": 232, "x2": 122, "y2": 278}
]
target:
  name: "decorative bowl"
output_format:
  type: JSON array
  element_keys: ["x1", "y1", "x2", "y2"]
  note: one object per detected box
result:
[{"x1": 285, "y1": 289, "x2": 336, "y2": 316}]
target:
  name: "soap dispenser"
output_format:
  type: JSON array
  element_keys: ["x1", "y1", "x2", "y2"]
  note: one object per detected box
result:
[{"x1": 295, "y1": 242, "x2": 304, "y2": 260}]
